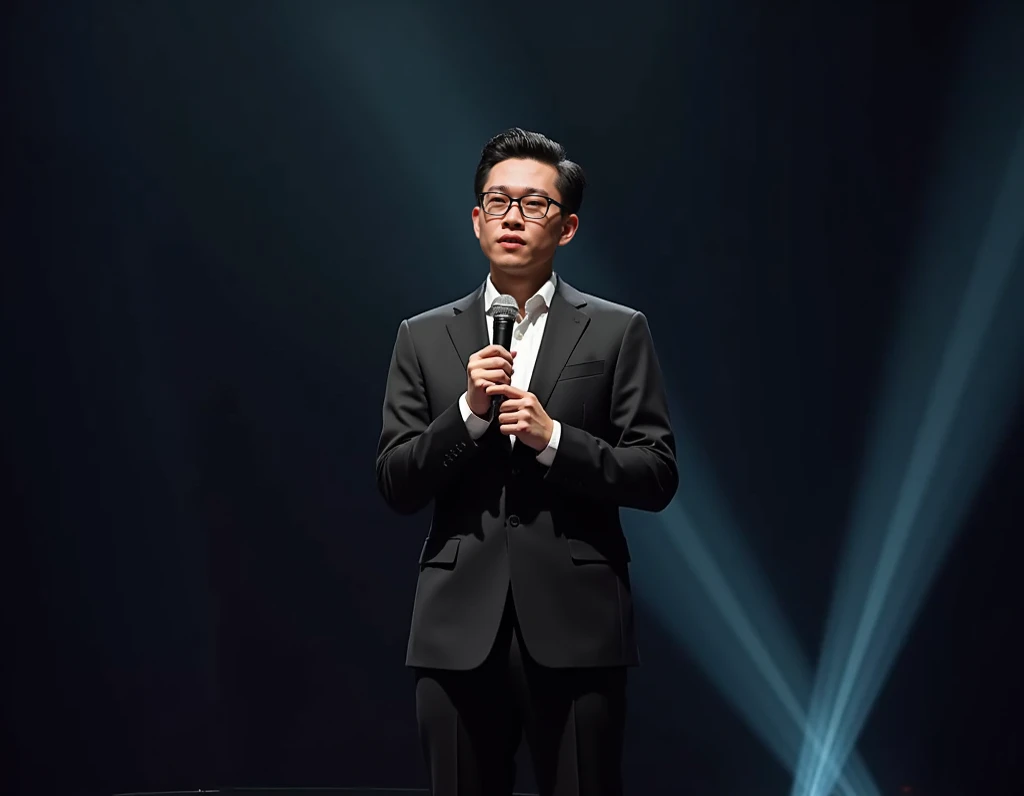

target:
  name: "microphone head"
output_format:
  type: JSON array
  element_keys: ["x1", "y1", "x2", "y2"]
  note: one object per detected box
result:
[{"x1": 490, "y1": 294, "x2": 518, "y2": 320}]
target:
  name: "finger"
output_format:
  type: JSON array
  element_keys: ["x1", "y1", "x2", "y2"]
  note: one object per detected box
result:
[
  {"x1": 472, "y1": 364, "x2": 512, "y2": 379},
  {"x1": 500, "y1": 420, "x2": 530, "y2": 435},
  {"x1": 497, "y1": 410, "x2": 523, "y2": 424},
  {"x1": 473, "y1": 369, "x2": 512, "y2": 386},
  {"x1": 472, "y1": 345, "x2": 514, "y2": 363},
  {"x1": 469, "y1": 357, "x2": 513, "y2": 377},
  {"x1": 494, "y1": 347, "x2": 514, "y2": 366},
  {"x1": 486, "y1": 383, "x2": 525, "y2": 397},
  {"x1": 481, "y1": 356, "x2": 515, "y2": 373}
]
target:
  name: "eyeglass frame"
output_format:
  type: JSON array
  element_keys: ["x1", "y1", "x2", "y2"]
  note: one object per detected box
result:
[{"x1": 477, "y1": 191, "x2": 567, "y2": 219}]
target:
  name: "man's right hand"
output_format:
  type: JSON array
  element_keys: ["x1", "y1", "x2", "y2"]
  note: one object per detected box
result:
[{"x1": 467, "y1": 344, "x2": 516, "y2": 418}]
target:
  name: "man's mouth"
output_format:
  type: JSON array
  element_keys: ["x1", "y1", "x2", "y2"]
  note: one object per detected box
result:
[{"x1": 498, "y1": 235, "x2": 525, "y2": 249}]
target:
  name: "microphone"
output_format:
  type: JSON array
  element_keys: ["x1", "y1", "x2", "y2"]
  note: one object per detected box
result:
[
  {"x1": 491, "y1": 294, "x2": 518, "y2": 351},
  {"x1": 490, "y1": 294, "x2": 518, "y2": 415}
]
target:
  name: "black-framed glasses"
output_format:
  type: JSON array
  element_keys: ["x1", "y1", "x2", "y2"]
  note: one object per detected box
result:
[{"x1": 478, "y1": 192, "x2": 565, "y2": 219}]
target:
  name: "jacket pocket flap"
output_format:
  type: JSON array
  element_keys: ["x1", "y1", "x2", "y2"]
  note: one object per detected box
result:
[
  {"x1": 568, "y1": 536, "x2": 630, "y2": 563},
  {"x1": 558, "y1": 359, "x2": 605, "y2": 381},
  {"x1": 419, "y1": 536, "x2": 461, "y2": 567}
]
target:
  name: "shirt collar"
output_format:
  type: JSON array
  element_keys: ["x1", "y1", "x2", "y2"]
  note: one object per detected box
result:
[{"x1": 484, "y1": 272, "x2": 558, "y2": 317}]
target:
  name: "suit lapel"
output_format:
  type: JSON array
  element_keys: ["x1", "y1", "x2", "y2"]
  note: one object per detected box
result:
[
  {"x1": 446, "y1": 284, "x2": 488, "y2": 371},
  {"x1": 445, "y1": 278, "x2": 589, "y2": 451},
  {"x1": 528, "y1": 281, "x2": 590, "y2": 409}
]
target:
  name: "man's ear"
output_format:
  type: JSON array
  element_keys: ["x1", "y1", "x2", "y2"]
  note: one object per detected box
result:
[
  {"x1": 471, "y1": 206, "x2": 482, "y2": 240},
  {"x1": 558, "y1": 213, "x2": 580, "y2": 246}
]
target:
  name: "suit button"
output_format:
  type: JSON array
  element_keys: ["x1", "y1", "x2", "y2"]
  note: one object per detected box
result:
[
  {"x1": 511, "y1": 466, "x2": 521, "y2": 476},
  {"x1": 508, "y1": 515, "x2": 520, "y2": 527}
]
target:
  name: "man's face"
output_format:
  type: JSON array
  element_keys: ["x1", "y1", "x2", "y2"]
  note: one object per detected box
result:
[{"x1": 472, "y1": 158, "x2": 579, "y2": 280}]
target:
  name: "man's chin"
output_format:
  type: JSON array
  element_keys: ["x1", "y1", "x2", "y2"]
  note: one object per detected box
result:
[
  {"x1": 491, "y1": 251, "x2": 536, "y2": 268},
  {"x1": 489, "y1": 258, "x2": 522, "y2": 270}
]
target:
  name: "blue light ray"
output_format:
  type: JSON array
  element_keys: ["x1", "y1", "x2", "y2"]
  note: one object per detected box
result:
[
  {"x1": 795, "y1": 110, "x2": 1024, "y2": 796},
  {"x1": 629, "y1": 448, "x2": 880, "y2": 795}
]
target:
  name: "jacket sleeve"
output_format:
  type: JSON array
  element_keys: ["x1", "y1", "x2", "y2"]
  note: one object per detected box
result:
[
  {"x1": 375, "y1": 319, "x2": 481, "y2": 515},
  {"x1": 542, "y1": 311, "x2": 679, "y2": 512}
]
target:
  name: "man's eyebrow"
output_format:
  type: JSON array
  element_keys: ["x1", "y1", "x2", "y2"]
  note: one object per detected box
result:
[{"x1": 486, "y1": 185, "x2": 552, "y2": 197}]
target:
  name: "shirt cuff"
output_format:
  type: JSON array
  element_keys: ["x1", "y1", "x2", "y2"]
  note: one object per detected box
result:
[
  {"x1": 459, "y1": 392, "x2": 491, "y2": 440},
  {"x1": 534, "y1": 420, "x2": 561, "y2": 467}
]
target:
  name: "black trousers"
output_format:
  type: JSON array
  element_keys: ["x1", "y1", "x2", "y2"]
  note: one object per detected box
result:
[{"x1": 414, "y1": 586, "x2": 628, "y2": 796}]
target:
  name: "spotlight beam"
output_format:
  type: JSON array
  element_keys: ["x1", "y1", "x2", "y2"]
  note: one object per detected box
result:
[
  {"x1": 797, "y1": 115, "x2": 1024, "y2": 796},
  {"x1": 631, "y1": 494, "x2": 880, "y2": 796}
]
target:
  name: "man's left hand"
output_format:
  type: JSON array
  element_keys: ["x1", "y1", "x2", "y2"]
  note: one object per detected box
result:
[{"x1": 487, "y1": 383, "x2": 554, "y2": 451}]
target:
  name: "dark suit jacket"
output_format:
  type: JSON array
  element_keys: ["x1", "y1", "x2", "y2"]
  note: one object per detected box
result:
[{"x1": 376, "y1": 278, "x2": 678, "y2": 670}]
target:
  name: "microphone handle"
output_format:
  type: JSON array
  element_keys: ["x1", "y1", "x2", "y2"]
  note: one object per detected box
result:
[{"x1": 492, "y1": 316, "x2": 515, "y2": 416}]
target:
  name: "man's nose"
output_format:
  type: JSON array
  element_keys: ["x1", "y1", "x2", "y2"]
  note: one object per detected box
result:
[{"x1": 502, "y1": 203, "x2": 526, "y2": 227}]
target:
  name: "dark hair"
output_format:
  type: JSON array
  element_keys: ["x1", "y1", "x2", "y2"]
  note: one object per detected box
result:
[{"x1": 473, "y1": 128, "x2": 586, "y2": 215}]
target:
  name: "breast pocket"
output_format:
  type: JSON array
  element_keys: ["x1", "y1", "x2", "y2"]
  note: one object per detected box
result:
[
  {"x1": 550, "y1": 360, "x2": 608, "y2": 432},
  {"x1": 558, "y1": 359, "x2": 604, "y2": 382}
]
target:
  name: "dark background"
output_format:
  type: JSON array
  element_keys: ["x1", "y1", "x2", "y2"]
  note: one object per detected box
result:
[{"x1": 3, "y1": 1, "x2": 1022, "y2": 794}]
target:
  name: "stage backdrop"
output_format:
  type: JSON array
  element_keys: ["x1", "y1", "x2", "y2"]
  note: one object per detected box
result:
[{"x1": 3, "y1": 2, "x2": 1022, "y2": 795}]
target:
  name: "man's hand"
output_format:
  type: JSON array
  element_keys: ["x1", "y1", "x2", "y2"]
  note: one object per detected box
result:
[
  {"x1": 467, "y1": 345, "x2": 516, "y2": 417},
  {"x1": 488, "y1": 384, "x2": 554, "y2": 451}
]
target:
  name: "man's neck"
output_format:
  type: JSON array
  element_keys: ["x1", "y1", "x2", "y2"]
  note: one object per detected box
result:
[{"x1": 489, "y1": 266, "x2": 553, "y2": 318}]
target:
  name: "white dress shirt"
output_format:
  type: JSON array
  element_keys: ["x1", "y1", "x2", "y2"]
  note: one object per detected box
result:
[{"x1": 458, "y1": 272, "x2": 562, "y2": 466}]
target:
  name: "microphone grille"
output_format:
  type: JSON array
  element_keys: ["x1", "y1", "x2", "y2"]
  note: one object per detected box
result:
[{"x1": 491, "y1": 294, "x2": 519, "y2": 320}]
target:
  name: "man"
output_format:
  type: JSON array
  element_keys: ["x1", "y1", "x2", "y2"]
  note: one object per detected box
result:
[{"x1": 376, "y1": 128, "x2": 678, "y2": 796}]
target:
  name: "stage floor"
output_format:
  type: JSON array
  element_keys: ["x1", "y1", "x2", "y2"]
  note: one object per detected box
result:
[{"x1": 116, "y1": 786, "x2": 540, "y2": 790}]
